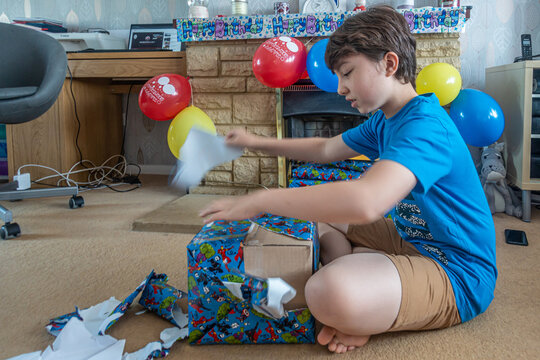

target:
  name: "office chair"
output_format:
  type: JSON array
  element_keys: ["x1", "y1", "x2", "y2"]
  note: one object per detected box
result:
[{"x1": 0, "y1": 22, "x2": 84, "y2": 240}]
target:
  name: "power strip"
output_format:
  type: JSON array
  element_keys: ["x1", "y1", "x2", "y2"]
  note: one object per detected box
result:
[{"x1": 14, "y1": 173, "x2": 31, "y2": 190}]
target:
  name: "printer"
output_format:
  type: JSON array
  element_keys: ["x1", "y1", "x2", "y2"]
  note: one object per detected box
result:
[{"x1": 47, "y1": 32, "x2": 127, "y2": 52}]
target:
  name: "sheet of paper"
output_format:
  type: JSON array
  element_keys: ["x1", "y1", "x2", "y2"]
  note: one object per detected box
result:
[{"x1": 170, "y1": 128, "x2": 243, "y2": 188}]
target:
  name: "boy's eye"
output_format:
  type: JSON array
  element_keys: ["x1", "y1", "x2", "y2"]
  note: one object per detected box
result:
[{"x1": 343, "y1": 70, "x2": 352, "y2": 77}]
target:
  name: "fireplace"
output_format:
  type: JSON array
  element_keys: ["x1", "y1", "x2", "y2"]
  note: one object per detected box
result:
[{"x1": 278, "y1": 80, "x2": 370, "y2": 187}]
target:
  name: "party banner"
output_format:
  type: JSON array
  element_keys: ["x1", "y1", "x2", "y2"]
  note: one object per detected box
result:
[{"x1": 175, "y1": 7, "x2": 469, "y2": 42}]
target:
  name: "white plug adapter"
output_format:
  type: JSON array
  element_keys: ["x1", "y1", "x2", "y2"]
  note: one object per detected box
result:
[{"x1": 14, "y1": 173, "x2": 31, "y2": 190}]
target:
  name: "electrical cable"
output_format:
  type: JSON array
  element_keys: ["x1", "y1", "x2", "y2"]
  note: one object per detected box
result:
[
  {"x1": 513, "y1": 53, "x2": 540, "y2": 63},
  {"x1": 67, "y1": 65, "x2": 85, "y2": 167},
  {"x1": 18, "y1": 155, "x2": 142, "y2": 193},
  {"x1": 121, "y1": 84, "x2": 134, "y2": 156}
]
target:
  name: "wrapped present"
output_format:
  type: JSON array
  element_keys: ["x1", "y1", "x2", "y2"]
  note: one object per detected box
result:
[
  {"x1": 290, "y1": 159, "x2": 373, "y2": 173},
  {"x1": 291, "y1": 162, "x2": 372, "y2": 181},
  {"x1": 289, "y1": 160, "x2": 374, "y2": 188},
  {"x1": 187, "y1": 213, "x2": 319, "y2": 344}
]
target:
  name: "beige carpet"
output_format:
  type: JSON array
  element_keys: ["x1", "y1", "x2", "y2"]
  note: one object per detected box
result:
[{"x1": 1, "y1": 175, "x2": 539, "y2": 359}]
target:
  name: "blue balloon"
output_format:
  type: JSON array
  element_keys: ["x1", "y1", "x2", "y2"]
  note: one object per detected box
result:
[
  {"x1": 306, "y1": 39, "x2": 338, "y2": 93},
  {"x1": 449, "y1": 89, "x2": 505, "y2": 147}
]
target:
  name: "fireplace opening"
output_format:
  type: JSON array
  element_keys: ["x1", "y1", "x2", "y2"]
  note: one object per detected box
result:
[{"x1": 279, "y1": 80, "x2": 373, "y2": 188}]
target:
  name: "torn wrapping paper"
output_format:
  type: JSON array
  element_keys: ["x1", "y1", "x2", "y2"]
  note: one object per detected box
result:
[
  {"x1": 170, "y1": 128, "x2": 243, "y2": 189},
  {"x1": 187, "y1": 213, "x2": 319, "y2": 344},
  {"x1": 9, "y1": 270, "x2": 189, "y2": 360},
  {"x1": 16, "y1": 317, "x2": 125, "y2": 360}
]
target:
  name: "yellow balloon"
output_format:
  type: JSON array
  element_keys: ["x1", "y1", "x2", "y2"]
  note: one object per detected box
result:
[
  {"x1": 167, "y1": 106, "x2": 217, "y2": 158},
  {"x1": 417, "y1": 63, "x2": 462, "y2": 106}
]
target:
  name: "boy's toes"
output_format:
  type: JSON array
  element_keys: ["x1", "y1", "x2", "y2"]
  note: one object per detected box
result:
[
  {"x1": 338, "y1": 343, "x2": 350, "y2": 353},
  {"x1": 317, "y1": 325, "x2": 337, "y2": 346},
  {"x1": 327, "y1": 338, "x2": 338, "y2": 352}
]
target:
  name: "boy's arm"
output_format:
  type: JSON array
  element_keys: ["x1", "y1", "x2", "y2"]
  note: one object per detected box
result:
[
  {"x1": 226, "y1": 129, "x2": 359, "y2": 163},
  {"x1": 200, "y1": 160, "x2": 417, "y2": 225}
]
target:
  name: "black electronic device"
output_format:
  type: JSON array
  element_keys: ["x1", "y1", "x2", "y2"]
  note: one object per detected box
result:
[
  {"x1": 128, "y1": 23, "x2": 182, "y2": 51},
  {"x1": 504, "y1": 229, "x2": 528, "y2": 246},
  {"x1": 521, "y1": 34, "x2": 532, "y2": 60}
]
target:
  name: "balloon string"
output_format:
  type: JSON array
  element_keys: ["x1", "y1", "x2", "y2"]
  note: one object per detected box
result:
[
  {"x1": 305, "y1": 37, "x2": 315, "y2": 47},
  {"x1": 188, "y1": 76, "x2": 193, "y2": 106}
]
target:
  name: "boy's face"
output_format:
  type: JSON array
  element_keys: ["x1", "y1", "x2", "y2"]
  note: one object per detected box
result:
[{"x1": 335, "y1": 53, "x2": 392, "y2": 114}]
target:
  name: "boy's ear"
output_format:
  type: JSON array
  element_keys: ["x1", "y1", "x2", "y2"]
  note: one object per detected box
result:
[{"x1": 383, "y1": 52, "x2": 399, "y2": 77}]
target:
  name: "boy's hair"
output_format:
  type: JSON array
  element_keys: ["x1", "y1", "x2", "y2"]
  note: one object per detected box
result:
[{"x1": 326, "y1": 5, "x2": 417, "y2": 88}]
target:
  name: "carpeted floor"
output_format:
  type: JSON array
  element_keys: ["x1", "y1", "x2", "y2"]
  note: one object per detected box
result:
[{"x1": 1, "y1": 175, "x2": 539, "y2": 359}]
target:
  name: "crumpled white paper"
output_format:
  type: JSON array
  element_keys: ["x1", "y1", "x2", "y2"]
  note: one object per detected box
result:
[
  {"x1": 7, "y1": 298, "x2": 188, "y2": 360},
  {"x1": 170, "y1": 128, "x2": 243, "y2": 189},
  {"x1": 223, "y1": 277, "x2": 296, "y2": 319}
]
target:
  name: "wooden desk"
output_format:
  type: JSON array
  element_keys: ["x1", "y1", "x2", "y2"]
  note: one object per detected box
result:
[{"x1": 6, "y1": 51, "x2": 186, "y2": 183}]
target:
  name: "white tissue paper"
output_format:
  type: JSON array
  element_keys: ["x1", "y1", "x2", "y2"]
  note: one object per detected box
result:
[
  {"x1": 170, "y1": 128, "x2": 243, "y2": 189},
  {"x1": 223, "y1": 277, "x2": 296, "y2": 319}
]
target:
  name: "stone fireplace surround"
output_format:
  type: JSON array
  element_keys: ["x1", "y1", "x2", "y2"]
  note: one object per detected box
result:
[{"x1": 186, "y1": 33, "x2": 461, "y2": 195}]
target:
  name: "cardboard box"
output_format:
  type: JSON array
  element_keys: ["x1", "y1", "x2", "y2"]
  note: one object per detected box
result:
[
  {"x1": 243, "y1": 223, "x2": 315, "y2": 310},
  {"x1": 186, "y1": 214, "x2": 319, "y2": 344}
]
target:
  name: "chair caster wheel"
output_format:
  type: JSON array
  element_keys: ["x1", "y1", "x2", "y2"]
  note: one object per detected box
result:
[
  {"x1": 69, "y1": 195, "x2": 84, "y2": 209},
  {"x1": 1, "y1": 222, "x2": 21, "y2": 240}
]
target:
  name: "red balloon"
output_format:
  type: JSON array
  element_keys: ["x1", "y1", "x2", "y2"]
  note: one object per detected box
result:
[
  {"x1": 138, "y1": 74, "x2": 191, "y2": 121},
  {"x1": 300, "y1": 68, "x2": 309, "y2": 79},
  {"x1": 252, "y1": 37, "x2": 307, "y2": 88}
]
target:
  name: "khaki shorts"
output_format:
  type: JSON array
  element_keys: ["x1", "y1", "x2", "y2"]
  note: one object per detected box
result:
[{"x1": 347, "y1": 217, "x2": 461, "y2": 332}]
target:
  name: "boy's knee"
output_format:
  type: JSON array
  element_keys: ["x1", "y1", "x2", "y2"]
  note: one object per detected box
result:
[{"x1": 305, "y1": 268, "x2": 360, "y2": 321}]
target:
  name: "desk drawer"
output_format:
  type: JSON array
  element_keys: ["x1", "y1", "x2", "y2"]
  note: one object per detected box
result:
[{"x1": 67, "y1": 52, "x2": 186, "y2": 78}]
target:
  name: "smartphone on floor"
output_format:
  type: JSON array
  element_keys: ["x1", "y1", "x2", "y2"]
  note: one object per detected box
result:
[{"x1": 504, "y1": 229, "x2": 528, "y2": 246}]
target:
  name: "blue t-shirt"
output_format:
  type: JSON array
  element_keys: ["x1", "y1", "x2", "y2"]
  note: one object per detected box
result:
[{"x1": 342, "y1": 93, "x2": 497, "y2": 323}]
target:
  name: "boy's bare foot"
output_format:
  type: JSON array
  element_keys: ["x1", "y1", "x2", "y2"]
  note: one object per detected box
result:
[{"x1": 317, "y1": 325, "x2": 370, "y2": 354}]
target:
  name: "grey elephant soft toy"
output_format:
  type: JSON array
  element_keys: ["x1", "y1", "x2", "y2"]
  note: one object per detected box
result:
[{"x1": 479, "y1": 142, "x2": 522, "y2": 218}]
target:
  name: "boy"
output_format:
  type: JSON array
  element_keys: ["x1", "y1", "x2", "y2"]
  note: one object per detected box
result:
[{"x1": 200, "y1": 5, "x2": 496, "y2": 354}]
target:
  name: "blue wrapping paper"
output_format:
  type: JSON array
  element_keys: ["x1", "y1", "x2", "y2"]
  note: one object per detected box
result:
[
  {"x1": 289, "y1": 160, "x2": 373, "y2": 188},
  {"x1": 47, "y1": 270, "x2": 188, "y2": 358},
  {"x1": 288, "y1": 179, "x2": 330, "y2": 188},
  {"x1": 187, "y1": 214, "x2": 319, "y2": 345}
]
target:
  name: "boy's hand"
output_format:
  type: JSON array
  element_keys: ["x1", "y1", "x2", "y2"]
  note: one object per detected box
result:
[
  {"x1": 225, "y1": 129, "x2": 257, "y2": 149},
  {"x1": 199, "y1": 194, "x2": 262, "y2": 224}
]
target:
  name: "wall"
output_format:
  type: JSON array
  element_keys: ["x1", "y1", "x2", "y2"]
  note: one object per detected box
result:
[{"x1": 2, "y1": 0, "x2": 538, "y2": 89}]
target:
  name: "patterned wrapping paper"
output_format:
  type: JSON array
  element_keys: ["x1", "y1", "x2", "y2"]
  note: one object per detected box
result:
[
  {"x1": 289, "y1": 160, "x2": 373, "y2": 187},
  {"x1": 288, "y1": 179, "x2": 330, "y2": 188},
  {"x1": 187, "y1": 214, "x2": 319, "y2": 345},
  {"x1": 46, "y1": 270, "x2": 188, "y2": 359}
]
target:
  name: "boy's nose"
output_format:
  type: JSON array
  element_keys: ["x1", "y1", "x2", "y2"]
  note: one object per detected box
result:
[{"x1": 337, "y1": 81, "x2": 347, "y2": 96}]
